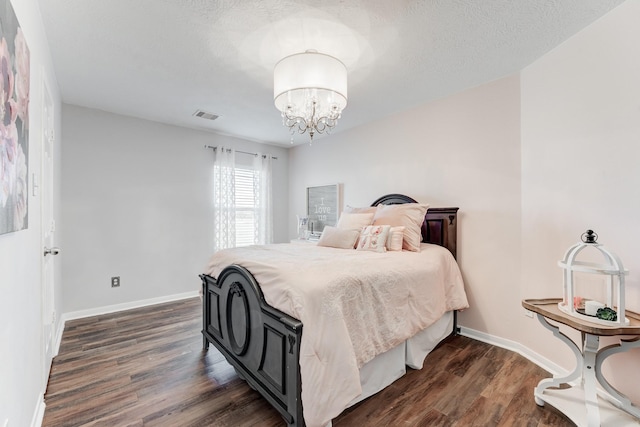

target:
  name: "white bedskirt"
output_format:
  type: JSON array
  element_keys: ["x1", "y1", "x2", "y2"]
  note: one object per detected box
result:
[{"x1": 344, "y1": 311, "x2": 453, "y2": 412}]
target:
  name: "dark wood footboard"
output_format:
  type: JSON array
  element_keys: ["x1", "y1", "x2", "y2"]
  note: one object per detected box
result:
[{"x1": 201, "y1": 265, "x2": 303, "y2": 426}]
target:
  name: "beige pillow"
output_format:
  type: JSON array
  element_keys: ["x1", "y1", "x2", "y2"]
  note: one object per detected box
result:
[
  {"x1": 337, "y1": 212, "x2": 375, "y2": 230},
  {"x1": 317, "y1": 226, "x2": 360, "y2": 249},
  {"x1": 356, "y1": 225, "x2": 391, "y2": 253},
  {"x1": 344, "y1": 205, "x2": 378, "y2": 214},
  {"x1": 373, "y1": 203, "x2": 429, "y2": 252},
  {"x1": 386, "y1": 226, "x2": 405, "y2": 251}
]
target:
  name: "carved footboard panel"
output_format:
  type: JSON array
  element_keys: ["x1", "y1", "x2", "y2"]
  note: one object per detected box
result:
[{"x1": 200, "y1": 265, "x2": 303, "y2": 426}]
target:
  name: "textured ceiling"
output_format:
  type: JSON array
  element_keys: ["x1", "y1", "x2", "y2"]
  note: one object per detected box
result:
[{"x1": 38, "y1": 0, "x2": 625, "y2": 146}]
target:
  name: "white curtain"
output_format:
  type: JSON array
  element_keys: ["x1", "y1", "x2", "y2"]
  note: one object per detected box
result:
[
  {"x1": 213, "y1": 147, "x2": 236, "y2": 251},
  {"x1": 253, "y1": 153, "x2": 273, "y2": 245}
]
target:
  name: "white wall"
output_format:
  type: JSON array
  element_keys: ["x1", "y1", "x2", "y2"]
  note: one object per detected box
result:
[
  {"x1": 521, "y1": 0, "x2": 640, "y2": 403},
  {"x1": 289, "y1": 74, "x2": 523, "y2": 343},
  {"x1": 61, "y1": 105, "x2": 289, "y2": 313},
  {"x1": 0, "y1": 0, "x2": 62, "y2": 426},
  {"x1": 289, "y1": 0, "x2": 639, "y2": 407}
]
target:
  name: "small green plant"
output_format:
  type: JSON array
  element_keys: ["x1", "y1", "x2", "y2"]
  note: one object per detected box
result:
[{"x1": 596, "y1": 307, "x2": 617, "y2": 321}]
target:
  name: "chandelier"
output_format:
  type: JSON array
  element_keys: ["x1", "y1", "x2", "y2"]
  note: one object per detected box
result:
[{"x1": 274, "y1": 50, "x2": 347, "y2": 144}]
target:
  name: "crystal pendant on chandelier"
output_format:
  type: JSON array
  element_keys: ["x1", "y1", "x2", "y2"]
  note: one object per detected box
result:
[{"x1": 274, "y1": 50, "x2": 348, "y2": 144}]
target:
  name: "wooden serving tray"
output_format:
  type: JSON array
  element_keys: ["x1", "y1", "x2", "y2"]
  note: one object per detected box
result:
[{"x1": 522, "y1": 298, "x2": 640, "y2": 336}]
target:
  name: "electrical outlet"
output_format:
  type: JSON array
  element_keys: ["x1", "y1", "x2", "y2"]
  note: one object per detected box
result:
[
  {"x1": 524, "y1": 309, "x2": 534, "y2": 318},
  {"x1": 111, "y1": 276, "x2": 120, "y2": 287},
  {"x1": 4, "y1": 418, "x2": 9, "y2": 427}
]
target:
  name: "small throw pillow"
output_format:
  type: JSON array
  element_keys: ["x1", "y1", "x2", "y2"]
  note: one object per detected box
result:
[
  {"x1": 337, "y1": 212, "x2": 375, "y2": 230},
  {"x1": 357, "y1": 225, "x2": 391, "y2": 253},
  {"x1": 317, "y1": 226, "x2": 360, "y2": 249},
  {"x1": 373, "y1": 203, "x2": 429, "y2": 252},
  {"x1": 386, "y1": 226, "x2": 405, "y2": 251}
]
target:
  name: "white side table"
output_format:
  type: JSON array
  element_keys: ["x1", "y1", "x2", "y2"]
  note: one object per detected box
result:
[{"x1": 522, "y1": 298, "x2": 640, "y2": 427}]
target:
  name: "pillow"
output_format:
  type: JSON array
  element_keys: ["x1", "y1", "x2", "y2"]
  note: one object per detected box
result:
[
  {"x1": 344, "y1": 205, "x2": 378, "y2": 214},
  {"x1": 373, "y1": 203, "x2": 429, "y2": 252},
  {"x1": 385, "y1": 226, "x2": 405, "y2": 251},
  {"x1": 317, "y1": 226, "x2": 360, "y2": 249},
  {"x1": 337, "y1": 212, "x2": 375, "y2": 230},
  {"x1": 356, "y1": 225, "x2": 391, "y2": 253}
]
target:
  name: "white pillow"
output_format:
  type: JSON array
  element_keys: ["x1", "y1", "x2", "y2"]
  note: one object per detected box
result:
[
  {"x1": 337, "y1": 212, "x2": 375, "y2": 230},
  {"x1": 386, "y1": 226, "x2": 405, "y2": 251},
  {"x1": 317, "y1": 226, "x2": 360, "y2": 249},
  {"x1": 356, "y1": 225, "x2": 391, "y2": 253},
  {"x1": 373, "y1": 203, "x2": 429, "y2": 252}
]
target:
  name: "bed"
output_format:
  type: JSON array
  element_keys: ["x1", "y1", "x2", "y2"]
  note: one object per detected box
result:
[{"x1": 200, "y1": 194, "x2": 468, "y2": 426}]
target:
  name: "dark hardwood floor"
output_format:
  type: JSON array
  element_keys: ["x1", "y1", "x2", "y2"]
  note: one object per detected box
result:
[{"x1": 43, "y1": 298, "x2": 573, "y2": 427}]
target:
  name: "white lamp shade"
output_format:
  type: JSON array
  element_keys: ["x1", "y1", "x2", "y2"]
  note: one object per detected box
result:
[{"x1": 274, "y1": 51, "x2": 347, "y2": 112}]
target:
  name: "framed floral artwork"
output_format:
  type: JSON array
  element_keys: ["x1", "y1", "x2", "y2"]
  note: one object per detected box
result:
[{"x1": 0, "y1": 0, "x2": 30, "y2": 235}]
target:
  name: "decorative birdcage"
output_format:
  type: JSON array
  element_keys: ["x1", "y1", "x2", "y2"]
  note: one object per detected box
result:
[{"x1": 558, "y1": 230, "x2": 629, "y2": 326}]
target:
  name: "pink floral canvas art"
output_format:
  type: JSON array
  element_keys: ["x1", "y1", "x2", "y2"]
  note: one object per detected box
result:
[{"x1": 0, "y1": 0, "x2": 29, "y2": 235}]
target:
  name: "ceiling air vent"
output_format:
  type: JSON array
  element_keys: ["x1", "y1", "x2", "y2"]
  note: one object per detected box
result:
[{"x1": 193, "y1": 110, "x2": 219, "y2": 121}]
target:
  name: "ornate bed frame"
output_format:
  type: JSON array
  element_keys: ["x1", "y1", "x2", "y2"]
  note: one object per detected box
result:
[{"x1": 200, "y1": 194, "x2": 459, "y2": 426}]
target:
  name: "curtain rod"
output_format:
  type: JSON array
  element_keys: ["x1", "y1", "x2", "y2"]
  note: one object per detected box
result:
[{"x1": 204, "y1": 145, "x2": 278, "y2": 160}]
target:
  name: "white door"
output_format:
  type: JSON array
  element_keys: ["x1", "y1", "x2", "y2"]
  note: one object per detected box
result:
[{"x1": 41, "y1": 80, "x2": 57, "y2": 380}]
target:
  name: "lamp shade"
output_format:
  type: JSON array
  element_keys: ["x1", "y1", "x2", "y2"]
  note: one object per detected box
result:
[{"x1": 274, "y1": 51, "x2": 347, "y2": 112}]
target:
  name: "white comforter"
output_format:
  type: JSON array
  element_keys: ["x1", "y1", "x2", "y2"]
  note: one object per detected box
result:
[{"x1": 205, "y1": 242, "x2": 468, "y2": 427}]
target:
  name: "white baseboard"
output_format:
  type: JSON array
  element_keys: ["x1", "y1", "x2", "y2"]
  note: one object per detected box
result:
[
  {"x1": 459, "y1": 325, "x2": 567, "y2": 378},
  {"x1": 61, "y1": 291, "x2": 199, "y2": 322},
  {"x1": 52, "y1": 317, "x2": 65, "y2": 358},
  {"x1": 30, "y1": 394, "x2": 45, "y2": 427}
]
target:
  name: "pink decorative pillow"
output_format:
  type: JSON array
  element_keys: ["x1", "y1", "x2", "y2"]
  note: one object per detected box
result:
[
  {"x1": 317, "y1": 226, "x2": 360, "y2": 249},
  {"x1": 337, "y1": 212, "x2": 375, "y2": 230},
  {"x1": 385, "y1": 226, "x2": 405, "y2": 251},
  {"x1": 373, "y1": 203, "x2": 429, "y2": 252},
  {"x1": 356, "y1": 225, "x2": 391, "y2": 253}
]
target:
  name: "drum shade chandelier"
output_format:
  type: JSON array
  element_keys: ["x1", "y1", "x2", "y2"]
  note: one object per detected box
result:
[{"x1": 274, "y1": 50, "x2": 347, "y2": 144}]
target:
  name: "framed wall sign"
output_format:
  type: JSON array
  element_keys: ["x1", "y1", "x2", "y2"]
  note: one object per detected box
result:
[{"x1": 306, "y1": 184, "x2": 341, "y2": 235}]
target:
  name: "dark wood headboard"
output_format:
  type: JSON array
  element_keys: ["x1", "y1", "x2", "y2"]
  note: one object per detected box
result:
[{"x1": 371, "y1": 194, "x2": 459, "y2": 259}]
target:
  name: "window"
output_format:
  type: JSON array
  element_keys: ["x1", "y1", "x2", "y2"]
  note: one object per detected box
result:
[
  {"x1": 212, "y1": 147, "x2": 272, "y2": 251},
  {"x1": 234, "y1": 167, "x2": 258, "y2": 247}
]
